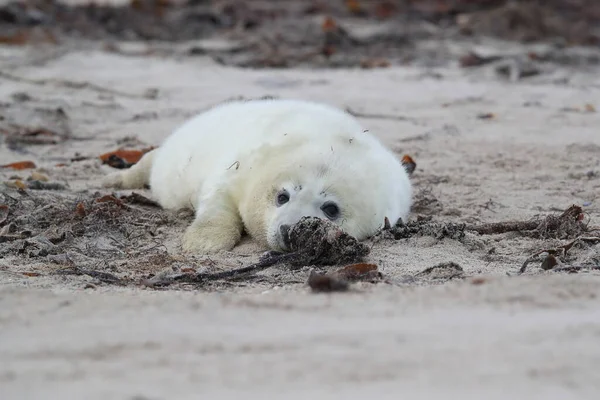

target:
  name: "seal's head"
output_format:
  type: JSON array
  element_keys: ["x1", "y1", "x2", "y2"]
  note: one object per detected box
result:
[
  {"x1": 238, "y1": 138, "x2": 412, "y2": 252},
  {"x1": 266, "y1": 171, "x2": 345, "y2": 251}
]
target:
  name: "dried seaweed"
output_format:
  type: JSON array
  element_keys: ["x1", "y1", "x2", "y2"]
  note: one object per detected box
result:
[
  {"x1": 519, "y1": 236, "x2": 600, "y2": 274},
  {"x1": 0, "y1": 188, "x2": 178, "y2": 271},
  {"x1": 150, "y1": 217, "x2": 370, "y2": 287}
]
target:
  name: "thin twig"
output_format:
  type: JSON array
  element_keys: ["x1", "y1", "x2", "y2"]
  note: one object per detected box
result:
[
  {"x1": 55, "y1": 267, "x2": 126, "y2": 285},
  {"x1": 345, "y1": 107, "x2": 419, "y2": 124},
  {"x1": 145, "y1": 252, "x2": 298, "y2": 287},
  {"x1": 553, "y1": 265, "x2": 600, "y2": 273},
  {"x1": 470, "y1": 220, "x2": 539, "y2": 235}
]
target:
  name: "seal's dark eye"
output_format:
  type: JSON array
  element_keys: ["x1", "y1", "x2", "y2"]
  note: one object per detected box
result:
[
  {"x1": 321, "y1": 202, "x2": 340, "y2": 219},
  {"x1": 276, "y1": 191, "x2": 290, "y2": 206}
]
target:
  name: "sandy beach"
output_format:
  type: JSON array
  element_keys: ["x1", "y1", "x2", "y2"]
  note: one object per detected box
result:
[{"x1": 1, "y1": 1, "x2": 600, "y2": 398}]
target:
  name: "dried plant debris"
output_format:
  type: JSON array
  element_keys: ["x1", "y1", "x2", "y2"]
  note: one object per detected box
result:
[
  {"x1": 307, "y1": 269, "x2": 349, "y2": 293},
  {"x1": 1, "y1": 161, "x2": 37, "y2": 170},
  {"x1": 540, "y1": 254, "x2": 559, "y2": 271},
  {"x1": 0, "y1": 188, "x2": 179, "y2": 278},
  {"x1": 0, "y1": 181, "x2": 379, "y2": 287},
  {"x1": 0, "y1": 0, "x2": 599, "y2": 70},
  {"x1": 5, "y1": 179, "x2": 67, "y2": 191},
  {"x1": 477, "y1": 112, "x2": 496, "y2": 120},
  {"x1": 149, "y1": 217, "x2": 371, "y2": 287},
  {"x1": 459, "y1": 51, "x2": 502, "y2": 68},
  {"x1": 332, "y1": 263, "x2": 381, "y2": 282},
  {"x1": 3, "y1": 180, "x2": 596, "y2": 290},
  {"x1": 520, "y1": 236, "x2": 600, "y2": 274},
  {"x1": 307, "y1": 263, "x2": 382, "y2": 293},
  {"x1": 401, "y1": 155, "x2": 417, "y2": 176},
  {"x1": 376, "y1": 206, "x2": 591, "y2": 278},
  {"x1": 468, "y1": 205, "x2": 585, "y2": 239},
  {"x1": 457, "y1": 1, "x2": 600, "y2": 45},
  {"x1": 0, "y1": 105, "x2": 71, "y2": 151},
  {"x1": 287, "y1": 217, "x2": 370, "y2": 265},
  {"x1": 378, "y1": 216, "x2": 466, "y2": 241},
  {"x1": 55, "y1": 266, "x2": 127, "y2": 286}
]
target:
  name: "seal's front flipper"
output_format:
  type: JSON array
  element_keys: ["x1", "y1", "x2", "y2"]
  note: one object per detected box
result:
[{"x1": 181, "y1": 189, "x2": 243, "y2": 254}]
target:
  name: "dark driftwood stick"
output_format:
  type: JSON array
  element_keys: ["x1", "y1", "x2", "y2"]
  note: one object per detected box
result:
[
  {"x1": 184, "y1": 253, "x2": 297, "y2": 282},
  {"x1": 142, "y1": 253, "x2": 298, "y2": 287},
  {"x1": 468, "y1": 205, "x2": 583, "y2": 236},
  {"x1": 145, "y1": 253, "x2": 300, "y2": 287}
]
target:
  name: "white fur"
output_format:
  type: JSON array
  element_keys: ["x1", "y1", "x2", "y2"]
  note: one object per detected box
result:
[{"x1": 103, "y1": 99, "x2": 412, "y2": 253}]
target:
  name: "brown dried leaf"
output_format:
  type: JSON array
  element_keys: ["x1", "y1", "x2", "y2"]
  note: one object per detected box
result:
[
  {"x1": 1, "y1": 161, "x2": 37, "y2": 170},
  {"x1": 100, "y1": 147, "x2": 155, "y2": 169},
  {"x1": 75, "y1": 202, "x2": 87, "y2": 217},
  {"x1": 0, "y1": 29, "x2": 58, "y2": 46},
  {"x1": 375, "y1": 2, "x2": 396, "y2": 19},
  {"x1": 99, "y1": 149, "x2": 145, "y2": 164},
  {"x1": 401, "y1": 154, "x2": 417, "y2": 175},
  {"x1": 322, "y1": 45, "x2": 336, "y2": 57},
  {"x1": 334, "y1": 263, "x2": 380, "y2": 282},
  {"x1": 96, "y1": 195, "x2": 125, "y2": 207},
  {"x1": 130, "y1": 0, "x2": 171, "y2": 17},
  {"x1": 477, "y1": 112, "x2": 496, "y2": 120},
  {"x1": 321, "y1": 16, "x2": 337, "y2": 32},
  {"x1": 22, "y1": 128, "x2": 58, "y2": 137},
  {"x1": 0, "y1": 31, "x2": 30, "y2": 45},
  {"x1": 345, "y1": 0, "x2": 365, "y2": 15},
  {"x1": 360, "y1": 58, "x2": 390, "y2": 69},
  {"x1": 308, "y1": 270, "x2": 349, "y2": 293},
  {"x1": 471, "y1": 277, "x2": 487, "y2": 285},
  {"x1": 459, "y1": 52, "x2": 500, "y2": 68}
]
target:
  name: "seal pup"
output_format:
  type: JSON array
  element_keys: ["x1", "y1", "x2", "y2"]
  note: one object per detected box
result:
[{"x1": 103, "y1": 99, "x2": 412, "y2": 253}]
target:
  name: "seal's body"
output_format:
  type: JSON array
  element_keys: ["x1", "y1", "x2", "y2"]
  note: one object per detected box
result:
[{"x1": 103, "y1": 99, "x2": 412, "y2": 253}]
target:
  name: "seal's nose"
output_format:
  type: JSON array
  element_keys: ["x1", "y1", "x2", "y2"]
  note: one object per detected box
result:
[{"x1": 279, "y1": 224, "x2": 291, "y2": 249}]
